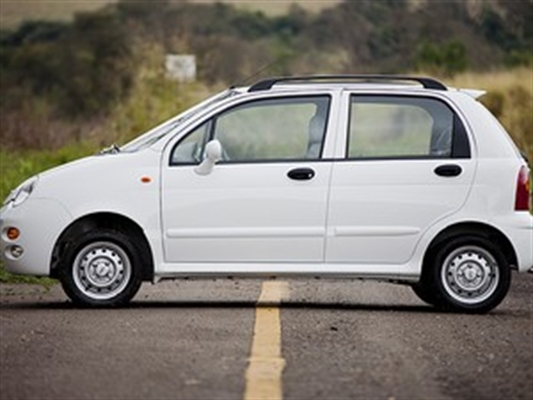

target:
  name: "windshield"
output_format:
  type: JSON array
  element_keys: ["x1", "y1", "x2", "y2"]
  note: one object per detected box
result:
[{"x1": 120, "y1": 89, "x2": 239, "y2": 153}]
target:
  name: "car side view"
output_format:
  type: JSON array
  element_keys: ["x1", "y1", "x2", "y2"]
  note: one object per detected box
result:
[{"x1": 1, "y1": 75, "x2": 532, "y2": 312}]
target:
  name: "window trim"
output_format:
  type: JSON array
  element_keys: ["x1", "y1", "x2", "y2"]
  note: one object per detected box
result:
[{"x1": 345, "y1": 94, "x2": 471, "y2": 161}]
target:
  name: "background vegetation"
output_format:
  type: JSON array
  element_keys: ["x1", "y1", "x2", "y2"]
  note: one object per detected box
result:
[
  {"x1": 0, "y1": 0, "x2": 532, "y2": 282},
  {"x1": 0, "y1": 0, "x2": 342, "y2": 28}
]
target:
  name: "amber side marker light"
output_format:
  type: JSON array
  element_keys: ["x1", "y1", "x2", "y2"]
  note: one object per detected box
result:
[
  {"x1": 6, "y1": 227, "x2": 20, "y2": 241},
  {"x1": 141, "y1": 176, "x2": 152, "y2": 184}
]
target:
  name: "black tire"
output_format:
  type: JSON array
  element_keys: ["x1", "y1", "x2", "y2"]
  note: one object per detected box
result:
[
  {"x1": 410, "y1": 282, "x2": 440, "y2": 307},
  {"x1": 59, "y1": 229, "x2": 143, "y2": 307},
  {"x1": 425, "y1": 236, "x2": 511, "y2": 313}
]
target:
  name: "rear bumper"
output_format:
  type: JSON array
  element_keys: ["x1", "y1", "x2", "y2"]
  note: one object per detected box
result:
[{"x1": 494, "y1": 213, "x2": 533, "y2": 273}]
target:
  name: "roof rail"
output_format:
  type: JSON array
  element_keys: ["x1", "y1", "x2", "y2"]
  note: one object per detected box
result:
[{"x1": 248, "y1": 75, "x2": 447, "y2": 92}]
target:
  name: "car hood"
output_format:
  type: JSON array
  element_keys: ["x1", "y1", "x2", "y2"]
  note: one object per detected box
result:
[{"x1": 34, "y1": 149, "x2": 161, "y2": 201}]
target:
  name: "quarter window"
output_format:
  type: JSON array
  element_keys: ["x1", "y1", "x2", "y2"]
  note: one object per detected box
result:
[
  {"x1": 171, "y1": 121, "x2": 211, "y2": 164},
  {"x1": 348, "y1": 96, "x2": 458, "y2": 159}
]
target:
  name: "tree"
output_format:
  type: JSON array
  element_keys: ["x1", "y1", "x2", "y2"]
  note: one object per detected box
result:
[{"x1": 57, "y1": 11, "x2": 136, "y2": 116}]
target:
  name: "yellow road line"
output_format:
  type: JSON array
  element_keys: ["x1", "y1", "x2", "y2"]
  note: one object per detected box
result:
[{"x1": 244, "y1": 281, "x2": 289, "y2": 400}]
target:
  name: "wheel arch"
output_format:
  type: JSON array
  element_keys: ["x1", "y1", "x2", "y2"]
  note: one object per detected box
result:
[
  {"x1": 422, "y1": 222, "x2": 518, "y2": 277},
  {"x1": 51, "y1": 212, "x2": 154, "y2": 281}
]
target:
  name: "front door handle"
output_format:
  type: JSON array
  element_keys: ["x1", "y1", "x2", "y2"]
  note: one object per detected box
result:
[
  {"x1": 287, "y1": 167, "x2": 315, "y2": 181},
  {"x1": 434, "y1": 164, "x2": 462, "y2": 177}
]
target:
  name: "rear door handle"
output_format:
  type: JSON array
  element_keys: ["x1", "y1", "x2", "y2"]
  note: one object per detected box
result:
[
  {"x1": 434, "y1": 164, "x2": 462, "y2": 177},
  {"x1": 287, "y1": 167, "x2": 315, "y2": 181}
]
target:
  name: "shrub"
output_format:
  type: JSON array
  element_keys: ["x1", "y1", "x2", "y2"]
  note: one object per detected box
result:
[{"x1": 415, "y1": 40, "x2": 469, "y2": 76}]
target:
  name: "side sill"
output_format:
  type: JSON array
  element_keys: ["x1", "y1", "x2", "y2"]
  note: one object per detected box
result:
[{"x1": 153, "y1": 263, "x2": 419, "y2": 284}]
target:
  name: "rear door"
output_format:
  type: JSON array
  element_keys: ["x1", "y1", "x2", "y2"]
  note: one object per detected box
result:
[{"x1": 326, "y1": 93, "x2": 475, "y2": 264}]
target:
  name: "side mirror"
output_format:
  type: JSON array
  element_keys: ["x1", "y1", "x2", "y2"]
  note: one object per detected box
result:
[{"x1": 195, "y1": 140, "x2": 222, "y2": 176}]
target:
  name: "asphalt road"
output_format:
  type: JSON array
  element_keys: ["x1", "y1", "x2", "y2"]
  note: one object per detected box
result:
[{"x1": 1, "y1": 273, "x2": 532, "y2": 400}]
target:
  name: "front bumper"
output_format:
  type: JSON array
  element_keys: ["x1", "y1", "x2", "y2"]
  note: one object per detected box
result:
[{"x1": 0, "y1": 198, "x2": 72, "y2": 276}]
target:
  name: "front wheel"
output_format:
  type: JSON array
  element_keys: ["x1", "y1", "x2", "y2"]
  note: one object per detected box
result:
[
  {"x1": 59, "y1": 229, "x2": 143, "y2": 307},
  {"x1": 425, "y1": 236, "x2": 511, "y2": 313}
]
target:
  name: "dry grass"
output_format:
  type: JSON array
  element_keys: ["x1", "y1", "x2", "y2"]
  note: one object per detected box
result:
[
  {"x1": 447, "y1": 67, "x2": 533, "y2": 163},
  {"x1": 447, "y1": 68, "x2": 533, "y2": 97},
  {"x1": 206, "y1": 0, "x2": 342, "y2": 15},
  {"x1": 0, "y1": 0, "x2": 115, "y2": 28}
]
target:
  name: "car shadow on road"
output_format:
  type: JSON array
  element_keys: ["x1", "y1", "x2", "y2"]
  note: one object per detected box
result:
[
  {"x1": 124, "y1": 301, "x2": 532, "y2": 316},
  {"x1": 129, "y1": 300, "x2": 437, "y2": 313},
  {"x1": 2, "y1": 299, "x2": 527, "y2": 316}
]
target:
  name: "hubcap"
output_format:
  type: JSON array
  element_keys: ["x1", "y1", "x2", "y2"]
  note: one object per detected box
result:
[
  {"x1": 441, "y1": 245, "x2": 499, "y2": 305},
  {"x1": 72, "y1": 241, "x2": 132, "y2": 300}
]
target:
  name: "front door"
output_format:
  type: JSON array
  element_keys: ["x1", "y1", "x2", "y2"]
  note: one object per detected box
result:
[{"x1": 162, "y1": 95, "x2": 333, "y2": 264}]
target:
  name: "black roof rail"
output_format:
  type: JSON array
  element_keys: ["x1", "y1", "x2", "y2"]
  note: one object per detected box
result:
[{"x1": 248, "y1": 75, "x2": 447, "y2": 92}]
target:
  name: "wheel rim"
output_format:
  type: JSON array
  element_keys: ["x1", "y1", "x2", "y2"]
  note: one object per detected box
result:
[
  {"x1": 441, "y1": 245, "x2": 500, "y2": 305},
  {"x1": 72, "y1": 241, "x2": 132, "y2": 301}
]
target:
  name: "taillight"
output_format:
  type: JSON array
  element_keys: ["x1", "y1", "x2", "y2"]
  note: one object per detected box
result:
[{"x1": 515, "y1": 166, "x2": 531, "y2": 211}]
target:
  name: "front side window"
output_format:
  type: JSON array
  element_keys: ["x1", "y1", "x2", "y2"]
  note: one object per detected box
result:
[
  {"x1": 171, "y1": 96, "x2": 330, "y2": 165},
  {"x1": 214, "y1": 96, "x2": 330, "y2": 162},
  {"x1": 348, "y1": 96, "x2": 462, "y2": 159}
]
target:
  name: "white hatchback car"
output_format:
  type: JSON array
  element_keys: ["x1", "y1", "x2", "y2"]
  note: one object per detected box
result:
[{"x1": 1, "y1": 75, "x2": 532, "y2": 312}]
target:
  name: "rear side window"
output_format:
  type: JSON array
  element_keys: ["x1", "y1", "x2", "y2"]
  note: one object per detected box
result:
[{"x1": 347, "y1": 96, "x2": 470, "y2": 159}]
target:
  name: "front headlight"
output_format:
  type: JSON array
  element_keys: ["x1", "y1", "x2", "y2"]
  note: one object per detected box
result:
[{"x1": 4, "y1": 176, "x2": 39, "y2": 207}]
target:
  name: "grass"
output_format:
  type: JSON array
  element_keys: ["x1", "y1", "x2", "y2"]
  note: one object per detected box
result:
[
  {"x1": 0, "y1": 144, "x2": 98, "y2": 202},
  {"x1": 0, "y1": 0, "x2": 116, "y2": 28},
  {"x1": 0, "y1": 267, "x2": 56, "y2": 287},
  {"x1": 214, "y1": 0, "x2": 342, "y2": 16},
  {"x1": 447, "y1": 67, "x2": 533, "y2": 164}
]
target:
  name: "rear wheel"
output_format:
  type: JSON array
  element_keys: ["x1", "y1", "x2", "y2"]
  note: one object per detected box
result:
[
  {"x1": 426, "y1": 236, "x2": 511, "y2": 313},
  {"x1": 59, "y1": 229, "x2": 143, "y2": 307}
]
